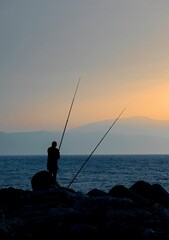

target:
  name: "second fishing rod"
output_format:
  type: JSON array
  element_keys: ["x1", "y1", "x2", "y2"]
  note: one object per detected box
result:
[{"x1": 67, "y1": 107, "x2": 126, "y2": 189}]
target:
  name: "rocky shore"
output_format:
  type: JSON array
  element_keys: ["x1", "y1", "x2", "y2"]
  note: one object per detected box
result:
[{"x1": 1, "y1": 172, "x2": 169, "y2": 239}]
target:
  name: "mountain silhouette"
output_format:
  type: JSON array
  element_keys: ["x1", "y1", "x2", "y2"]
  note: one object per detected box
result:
[{"x1": 0, "y1": 116, "x2": 169, "y2": 155}]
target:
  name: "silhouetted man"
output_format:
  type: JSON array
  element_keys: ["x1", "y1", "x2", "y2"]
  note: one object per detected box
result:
[{"x1": 47, "y1": 141, "x2": 60, "y2": 184}]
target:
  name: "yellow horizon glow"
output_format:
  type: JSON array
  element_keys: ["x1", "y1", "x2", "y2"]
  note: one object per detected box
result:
[{"x1": 8, "y1": 76, "x2": 169, "y2": 132}]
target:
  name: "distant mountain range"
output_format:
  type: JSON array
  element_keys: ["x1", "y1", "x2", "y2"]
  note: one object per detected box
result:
[{"x1": 1, "y1": 116, "x2": 169, "y2": 155}]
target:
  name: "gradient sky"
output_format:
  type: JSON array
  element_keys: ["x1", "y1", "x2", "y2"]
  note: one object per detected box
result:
[{"x1": 1, "y1": 0, "x2": 169, "y2": 132}]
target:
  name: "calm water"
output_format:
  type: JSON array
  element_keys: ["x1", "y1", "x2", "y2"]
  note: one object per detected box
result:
[{"x1": 0, "y1": 154, "x2": 169, "y2": 193}]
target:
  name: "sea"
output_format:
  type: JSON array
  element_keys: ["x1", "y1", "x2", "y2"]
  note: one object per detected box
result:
[{"x1": 0, "y1": 154, "x2": 169, "y2": 194}]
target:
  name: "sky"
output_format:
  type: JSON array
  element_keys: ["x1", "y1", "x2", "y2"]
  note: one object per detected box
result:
[{"x1": 1, "y1": 0, "x2": 169, "y2": 132}]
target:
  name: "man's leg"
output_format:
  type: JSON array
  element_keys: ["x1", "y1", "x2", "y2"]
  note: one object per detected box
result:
[{"x1": 52, "y1": 169, "x2": 57, "y2": 185}]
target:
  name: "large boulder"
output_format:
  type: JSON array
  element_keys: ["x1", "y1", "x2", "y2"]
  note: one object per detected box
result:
[{"x1": 31, "y1": 170, "x2": 60, "y2": 191}]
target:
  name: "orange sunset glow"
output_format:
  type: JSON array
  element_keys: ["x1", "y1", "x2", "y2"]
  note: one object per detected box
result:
[{"x1": 1, "y1": 1, "x2": 169, "y2": 132}]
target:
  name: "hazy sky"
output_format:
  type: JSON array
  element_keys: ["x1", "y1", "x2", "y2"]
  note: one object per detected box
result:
[{"x1": 1, "y1": 0, "x2": 169, "y2": 132}]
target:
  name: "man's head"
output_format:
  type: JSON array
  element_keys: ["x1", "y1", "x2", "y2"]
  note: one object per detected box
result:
[{"x1": 52, "y1": 141, "x2": 57, "y2": 147}]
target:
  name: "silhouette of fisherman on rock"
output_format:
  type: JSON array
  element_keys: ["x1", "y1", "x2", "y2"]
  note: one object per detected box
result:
[
  {"x1": 31, "y1": 141, "x2": 60, "y2": 191},
  {"x1": 47, "y1": 141, "x2": 60, "y2": 185},
  {"x1": 31, "y1": 79, "x2": 81, "y2": 191}
]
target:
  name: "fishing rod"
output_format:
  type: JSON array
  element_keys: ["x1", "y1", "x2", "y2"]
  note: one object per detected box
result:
[
  {"x1": 59, "y1": 77, "x2": 81, "y2": 151},
  {"x1": 67, "y1": 107, "x2": 126, "y2": 189}
]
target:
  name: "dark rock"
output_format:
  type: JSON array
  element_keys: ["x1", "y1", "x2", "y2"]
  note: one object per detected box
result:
[
  {"x1": 87, "y1": 188, "x2": 108, "y2": 197},
  {"x1": 151, "y1": 183, "x2": 169, "y2": 207},
  {"x1": 1, "y1": 180, "x2": 169, "y2": 239},
  {"x1": 108, "y1": 184, "x2": 151, "y2": 207},
  {"x1": 31, "y1": 170, "x2": 60, "y2": 191},
  {"x1": 130, "y1": 180, "x2": 169, "y2": 207},
  {"x1": 129, "y1": 180, "x2": 153, "y2": 198}
]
